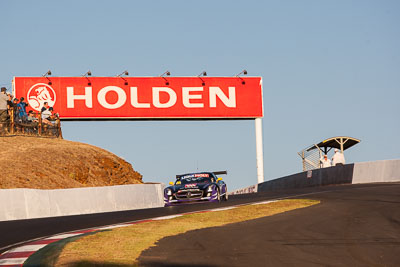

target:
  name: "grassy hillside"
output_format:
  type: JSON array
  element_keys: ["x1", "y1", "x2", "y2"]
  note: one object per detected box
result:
[{"x1": 0, "y1": 136, "x2": 142, "y2": 189}]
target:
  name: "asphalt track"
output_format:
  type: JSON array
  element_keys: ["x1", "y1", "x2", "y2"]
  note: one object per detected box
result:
[
  {"x1": 1, "y1": 183, "x2": 399, "y2": 267},
  {"x1": 139, "y1": 183, "x2": 400, "y2": 267},
  {"x1": 0, "y1": 184, "x2": 337, "y2": 254}
]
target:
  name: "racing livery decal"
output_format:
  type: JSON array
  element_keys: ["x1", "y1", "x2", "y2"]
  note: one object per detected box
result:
[{"x1": 164, "y1": 171, "x2": 228, "y2": 206}]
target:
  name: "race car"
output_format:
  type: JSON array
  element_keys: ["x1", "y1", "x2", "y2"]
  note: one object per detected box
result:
[{"x1": 164, "y1": 171, "x2": 228, "y2": 206}]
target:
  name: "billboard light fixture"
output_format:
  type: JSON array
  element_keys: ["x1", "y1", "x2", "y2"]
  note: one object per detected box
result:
[
  {"x1": 117, "y1": 70, "x2": 129, "y2": 85},
  {"x1": 82, "y1": 70, "x2": 92, "y2": 86},
  {"x1": 42, "y1": 70, "x2": 52, "y2": 85},
  {"x1": 236, "y1": 69, "x2": 247, "y2": 77},
  {"x1": 42, "y1": 70, "x2": 52, "y2": 77},
  {"x1": 236, "y1": 69, "x2": 248, "y2": 85},
  {"x1": 160, "y1": 70, "x2": 171, "y2": 85},
  {"x1": 198, "y1": 71, "x2": 207, "y2": 86},
  {"x1": 82, "y1": 70, "x2": 92, "y2": 77},
  {"x1": 160, "y1": 70, "x2": 170, "y2": 77},
  {"x1": 198, "y1": 71, "x2": 207, "y2": 77},
  {"x1": 117, "y1": 70, "x2": 129, "y2": 77}
]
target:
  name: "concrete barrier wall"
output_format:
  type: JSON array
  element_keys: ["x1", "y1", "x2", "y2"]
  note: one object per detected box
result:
[
  {"x1": 0, "y1": 184, "x2": 164, "y2": 222},
  {"x1": 258, "y1": 164, "x2": 354, "y2": 193},
  {"x1": 352, "y1": 159, "x2": 400, "y2": 184},
  {"x1": 257, "y1": 159, "x2": 399, "y2": 194}
]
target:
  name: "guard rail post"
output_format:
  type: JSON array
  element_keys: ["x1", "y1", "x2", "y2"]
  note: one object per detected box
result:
[
  {"x1": 38, "y1": 112, "x2": 42, "y2": 136},
  {"x1": 10, "y1": 108, "x2": 14, "y2": 134},
  {"x1": 57, "y1": 117, "x2": 63, "y2": 139}
]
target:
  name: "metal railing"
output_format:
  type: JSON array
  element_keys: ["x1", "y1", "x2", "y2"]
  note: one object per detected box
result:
[
  {"x1": 0, "y1": 108, "x2": 62, "y2": 138},
  {"x1": 298, "y1": 144, "x2": 322, "y2": 171}
]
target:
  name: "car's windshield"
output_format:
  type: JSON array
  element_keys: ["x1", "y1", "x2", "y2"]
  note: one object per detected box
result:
[{"x1": 177, "y1": 173, "x2": 214, "y2": 184}]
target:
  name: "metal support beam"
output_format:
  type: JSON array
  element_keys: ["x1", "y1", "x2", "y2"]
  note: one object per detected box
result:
[
  {"x1": 255, "y1": 118, "x2": 264, "y2": 184},
  {"x1": 340, "y1": 137, "x2": 344, "y2": 153}
]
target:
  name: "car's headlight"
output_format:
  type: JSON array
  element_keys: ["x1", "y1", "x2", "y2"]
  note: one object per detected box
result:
[
  {"x1": 165, "y1": 189, "x2": 172, "y2": 196},
  {"x1": 207, "y1": 186, "x2": 214, "y2": 192}
]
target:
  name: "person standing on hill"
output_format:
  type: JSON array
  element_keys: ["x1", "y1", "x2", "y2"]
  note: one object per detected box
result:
[
  {"x1": 7, "y1": 93, "x2": 13, "y2": 115},
  {"x1": 12, "y1": 98, "x2": 19, "y2": 121},
  {"x1": 17, "y1": 97, "x2": 28, "y2": 122},
  {"x1": 332, "y1": 149, "x2": 346, "y2": 166},
  {"x1": 0, "y1": 87, "x2": 8, "y2": 122}
]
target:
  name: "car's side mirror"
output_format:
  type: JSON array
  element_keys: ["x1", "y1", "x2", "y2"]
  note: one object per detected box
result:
[
  {"x1": 176, "y1": 181, "x2": 181, "y2": 185},
  {"x1": 217, "y1": 177, "x2": 223, "y2": 181},
  {"x1": 169, "y1": 182, "x2": 174, "y2": 185}
]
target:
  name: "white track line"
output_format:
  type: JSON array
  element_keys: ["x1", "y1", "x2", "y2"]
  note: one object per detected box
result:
[
  {"x1": 208, "y1": 206, "x2": 237, "y2": 212},
  {"x1": 251, "y1": 200, "x2": 277, "y2": 205},
  {"x1": 0, "y1": 258, "x2": 27, "y2": 264},
  {"x1": 7, "y1": 244, "x2": 47, "y2": 253},
  {"x1": 97, "y1": 224, "x2": 132, "y2": 230},
  {"x1": 44, "y1": 233, "x2": 82, "y2": 240},
  {"x1": 152, "y1": 214, "x2": 183, "y2": 220}
]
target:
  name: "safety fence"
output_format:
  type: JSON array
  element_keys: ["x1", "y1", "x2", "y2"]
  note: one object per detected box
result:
[
  {"x1": 0, "y1": 109, "x2": 62, "y2": 138},
  {"x1": 298, "y1": 145, "x2": 322, "y2": 171}
]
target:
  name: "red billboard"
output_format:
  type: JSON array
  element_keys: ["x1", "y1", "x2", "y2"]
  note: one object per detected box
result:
[{"x1": 12, "y1": 77, "x2": 263, "y2": 119}]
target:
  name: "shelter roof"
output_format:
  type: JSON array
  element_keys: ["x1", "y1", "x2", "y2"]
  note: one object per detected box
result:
[{"x1": 306, "y1": 136, "x2": 360, "y2": 152}]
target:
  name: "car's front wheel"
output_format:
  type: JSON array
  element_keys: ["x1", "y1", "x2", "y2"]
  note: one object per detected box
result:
[{"x1": 216, "y1": 188, "x2": 221, "y2": 203}]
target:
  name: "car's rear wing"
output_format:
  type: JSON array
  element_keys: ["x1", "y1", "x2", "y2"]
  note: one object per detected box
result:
[
  {"x1": 176, "y1": 171, "x2": 227, "y2": 179},
  {"x1": 213, "y1": 171, "x2": 228, "y2": 176}
]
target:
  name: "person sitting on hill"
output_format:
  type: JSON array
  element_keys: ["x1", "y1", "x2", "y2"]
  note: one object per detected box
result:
[
  {"x1": 27, "y1": 110, "x2": 38, "y2": 123},
  {"x1": 41, "y1": 102, "x2": 55, "y2": 125},
  {"x1": 26, "y1": 110, "x2": 39, "y2": 134}
]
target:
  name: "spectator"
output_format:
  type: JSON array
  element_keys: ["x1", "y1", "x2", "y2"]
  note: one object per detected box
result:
[
  {"x1": 26, "y1": 110, "x2": 39, "y2": 134},
  {"x1": 27, "y1": 110, "x2": 38, "y2": 123},
  {"x1": 332, "y1": 149, "x2": 345, "y2": 166},
  {"x1": 41, "y1": 102, "x2": 54, "y2": 125},
  {"x1": 320, "y1": 154, "x2": 331, "y2": 168},
  {"x1": 48, "y1": 112, "x2": 59, "y2": 125},
  {"x1": 6, "y1": 93, "x2": 12, "y2": 113},
  {"x1": 17, "y1": 97, "x2": 28, "y2": 122},
  {"x1": 12, "y1": 98, "x2": 19, "y2": 121},
  {"x1": 0, "y1": 87, "x2": 8, "y2": 123}
]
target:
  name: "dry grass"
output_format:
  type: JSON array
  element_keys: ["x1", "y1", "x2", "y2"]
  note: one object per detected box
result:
[
  {"x1": 0, "y1": 136, "x2": 142, "y2": 189},
  {"x1": 56, "y1": 199, "x2": 319, "y2": 266}
]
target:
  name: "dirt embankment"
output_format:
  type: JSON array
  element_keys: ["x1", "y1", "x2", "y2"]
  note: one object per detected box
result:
[{"x1": 0, "y1": 136, "x2": 142, "y2": 189}]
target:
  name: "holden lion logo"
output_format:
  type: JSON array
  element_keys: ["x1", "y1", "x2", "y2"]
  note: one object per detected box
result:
[{"x1": 27, "y1": 83, "x2": 56, "y2": 111}]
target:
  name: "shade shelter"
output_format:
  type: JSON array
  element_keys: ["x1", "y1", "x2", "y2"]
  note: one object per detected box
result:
[{"x1": 298, "y1": 136, "x2": 361, "y2": 171}]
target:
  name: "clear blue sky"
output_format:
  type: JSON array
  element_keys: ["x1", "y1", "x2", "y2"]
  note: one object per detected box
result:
[{"x1": 1, "y1": 1, "x2": 399, "y2": 190}]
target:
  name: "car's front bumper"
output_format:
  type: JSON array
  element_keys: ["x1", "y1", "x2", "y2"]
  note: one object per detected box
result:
[{"x1": 164, "y1": 192, "x2": 218, "y2": 206}]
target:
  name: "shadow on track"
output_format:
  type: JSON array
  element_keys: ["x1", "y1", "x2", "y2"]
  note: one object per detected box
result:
[{"x1": 139, "y1": 183, "x2": 400, "y2": 267}]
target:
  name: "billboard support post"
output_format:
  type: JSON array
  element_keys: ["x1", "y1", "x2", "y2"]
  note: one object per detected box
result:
[{"x1": 255, "y1": 117, "x2": 264, "y2": 184}]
